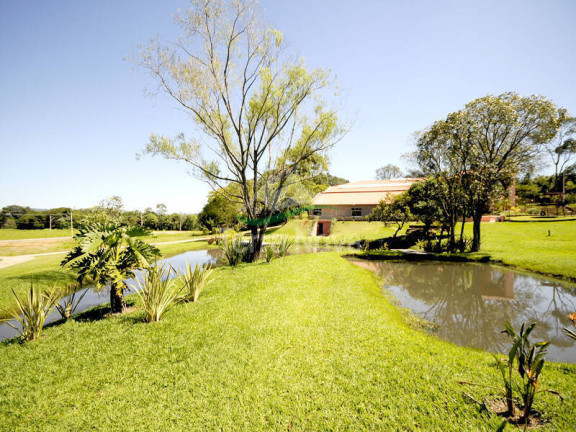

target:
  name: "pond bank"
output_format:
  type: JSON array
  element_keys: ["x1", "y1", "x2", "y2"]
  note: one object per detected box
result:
[{"x1": 1, "y1": 253, "x2": 574, "y2": 430}]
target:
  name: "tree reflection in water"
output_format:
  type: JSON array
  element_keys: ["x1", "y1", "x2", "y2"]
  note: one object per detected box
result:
[{"x1": 348, "y1": 259, "x2": 576, "y2": 363}]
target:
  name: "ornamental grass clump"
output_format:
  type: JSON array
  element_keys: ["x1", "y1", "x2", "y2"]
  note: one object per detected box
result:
[
  {"x1": 55, "y1": 284, "x2": 87, "y2": 321},
  {"x1": 1, "y1": 284, "x2": 61, "y2": 342},
  {"x1": 134, "y1": 264, "x2": 181, "y2": 323},
  {"x1": 264, "y1": 244, "x2": 276, "y2": 263},
  {"x1": 275, "y1": 237, "x2": 294, "y2": 258},
  {"x1": 220, "y1": 235, "x2": 250, "y2": 266},
  {"x1": 179, "y1": 261, "x2": 213, "y2": 302}
]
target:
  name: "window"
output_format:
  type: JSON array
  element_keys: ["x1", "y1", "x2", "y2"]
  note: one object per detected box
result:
[
  {"x1": 312, "y1": 208, "x2": 322, "y2": 216},
  {"x1": 351, "y1": 207, "x2": 362, "y2": 217}
]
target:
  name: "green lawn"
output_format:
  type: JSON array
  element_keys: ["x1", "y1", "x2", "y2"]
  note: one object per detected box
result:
[
  {"x1": 267, "y1": 220, "x2": 402, "y2": 244},
  {"x1": 465, "y1": 220, "x2": 576, "y2": 280},
  {"x1": 0, "y1": 228, "x2": 74, "y2": 240},
  {"x1": 0, "y1": 241, "x2": 213, "y2": 318},
  {"x1": 0, "y1": 253, "x2": 573, "y2": 431},
  {"x1": 0, "y1": 230, "x2": 206, "y2": 257}
]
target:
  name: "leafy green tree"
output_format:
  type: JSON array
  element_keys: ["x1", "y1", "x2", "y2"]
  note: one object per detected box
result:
[
  {"x1": 375, "y1": 164, "x2": 403, "y2": 180},
  {"x1": 61, "y1": 224, "x2": 160, "y2": 313},
  {"x1": 137, "y1": 0, "x2": 344, "y2": 260},
  {"x1": 542, "y1": 109, "x2": 576, "y2": 193},
  {"x1": 416, "y1": 93, "x2": 559, "y2": 251},
  {"x1": 369, "y1": 193, "x2": 412, "y2": 238},
  {"x1": 198, "y1": 191, "x2": 242, "y2": 229}
]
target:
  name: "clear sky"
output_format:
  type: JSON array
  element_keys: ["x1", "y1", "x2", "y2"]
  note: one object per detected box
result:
[{"x1": 1, "y1": 0, "x2": 575, "y2": 213}]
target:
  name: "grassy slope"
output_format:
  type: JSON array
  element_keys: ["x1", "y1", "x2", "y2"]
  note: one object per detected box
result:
[
  {"x1": 267, "y1": 220, "x2": 402, "y2": 243},
  {"x1": 466, "y1": 221, "x2": 576, "y2": 280},
  {"x1": 0, "y1": 241, "x2": 212, "y2": 317},
  {"x1": 0, "y1": 253, "x2": 574, "y2": 431}
]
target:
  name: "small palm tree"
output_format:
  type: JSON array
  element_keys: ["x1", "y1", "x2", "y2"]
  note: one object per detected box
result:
[{"x1": 61, "y1": 223, "x2": 160, "y2": 313}]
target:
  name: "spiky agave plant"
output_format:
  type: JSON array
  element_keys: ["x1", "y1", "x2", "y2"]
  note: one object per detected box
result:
[
  {"x1": 264, "y1": 244, "x2": 275, "y2": 263},
  {"x1": 2, "y1": 284, "x2": 61, "y2": 342},
  {"x1": 220, "y1": 235, "x2": 250, "y2": 266},
  {"x1": 179, "y1": 261, "x2": 213, "y2": 302},
  {"x1": 133, "y1": 263, "x2": 181, "y2": 323},
  {"x1": 55, "y1": 283, "x2": 88, "y2": 321},
  {"x1": 275, "y1": 236, "x2": 294, "y2": 258}
]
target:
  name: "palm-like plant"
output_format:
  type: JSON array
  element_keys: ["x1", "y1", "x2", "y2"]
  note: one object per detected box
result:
[{"x1": 61, "y1": 224, "x2": 161, "y2": 313}]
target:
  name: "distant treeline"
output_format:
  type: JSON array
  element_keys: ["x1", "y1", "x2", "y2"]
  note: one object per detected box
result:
[{"x1": 0, "y1": 203, "x2": 200, "y2": 231}]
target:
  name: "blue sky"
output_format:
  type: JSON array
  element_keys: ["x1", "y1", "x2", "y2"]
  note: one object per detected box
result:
[{"x1": 1, "y1": 0, "x2": 575, "y2": 213}]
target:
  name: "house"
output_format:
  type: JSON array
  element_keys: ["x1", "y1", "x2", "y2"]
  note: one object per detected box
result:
[{"x1": 310, "y1": 178, "x2": 422, "y2": 235}]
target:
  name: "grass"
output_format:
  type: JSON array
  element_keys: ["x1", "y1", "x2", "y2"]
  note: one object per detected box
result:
[
  {"x1": 0, "y1": 241, "x2": 213, "y2": 318},
  {"x1": 0, "y1": 230, "x2": 207, "y2": 257},
  {"x1": 267, "y1": 219, "x2": 402, "y2": 244},
  {"x1": 0, "y1": 229, "x2": 74, "y2": 240},
  {"x1": 0, "y1": 253, "x2": 574, "y2": 431},
  {"x1": 464, "y1": 221, "x2": 576, "y2": 280}
]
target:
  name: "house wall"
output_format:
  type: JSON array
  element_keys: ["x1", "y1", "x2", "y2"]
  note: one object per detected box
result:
[{"x1": 315, "y1": 205, "x2": 376, "y2": 219}]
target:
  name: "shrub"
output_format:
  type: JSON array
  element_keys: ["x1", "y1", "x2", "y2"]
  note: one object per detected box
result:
[
  {"x1": 134, "y1": 263, "x2": 181, "y2": 322},
  {"x1": 55, "y1": 284, "x2": 87, "y2": 320},
  {"x1": 179, "y1": 261, "x2": 213, "y2": 302},
  {"x1": 495, "y1": 322, "x2": 561, "y2": 421},
  {"x1": 275, "y1": 237, "x2": 294, "y2": 258},
  {"x1": 1, "y1": 284, "x2": 61, "y2": 342},
  {"x1": 220, "y1": 235, "x2": 250, "y2": 266},
  {"x1": 264, "y1": 244, "x2": 276, "y2": 263}
]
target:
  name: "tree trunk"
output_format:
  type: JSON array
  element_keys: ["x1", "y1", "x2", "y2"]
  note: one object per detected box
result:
[
  {"x1": 110, "y1": 282, "x2": 124, "y2": 314},
  {"x1": 471, "y1": 211, "x2": 482, "y2": 252},
  {"x1": 248, "y1": 225, "x2": 266, "y2": 262}
]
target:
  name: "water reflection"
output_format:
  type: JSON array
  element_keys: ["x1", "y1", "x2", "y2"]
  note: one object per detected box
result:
[{"x1": 348, "y1": 260, "x2": 576, "y2": 363}]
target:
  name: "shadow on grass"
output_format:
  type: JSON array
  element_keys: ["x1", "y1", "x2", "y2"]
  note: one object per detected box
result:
[{"x1": 73, "y1": 299, "x2": 137, "y2": 323}]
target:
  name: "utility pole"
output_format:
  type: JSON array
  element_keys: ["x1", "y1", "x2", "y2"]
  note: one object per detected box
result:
[
  {"x1": 140, "y1": 211, "x2": 143, "y2": 227},
  {"x1": 70, "y1": 211, "x2": 74, "y2": 238},
  {"x1": 49, "y1": 214, "x2": 53, "y2": 232}
]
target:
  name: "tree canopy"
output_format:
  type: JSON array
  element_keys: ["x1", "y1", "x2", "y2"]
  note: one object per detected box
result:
[{"x1": 137, "y1": 0, "x2": 345, "y2": 259}]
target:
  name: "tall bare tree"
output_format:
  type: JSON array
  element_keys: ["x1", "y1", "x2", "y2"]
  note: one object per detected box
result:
[{"x1": 136, "y1": 0, "x2": 344, "y2": 260}]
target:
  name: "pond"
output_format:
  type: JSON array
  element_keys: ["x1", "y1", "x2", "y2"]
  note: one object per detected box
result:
[
  {"x1": 0, "y1": 245, "x2": 352, "y2": 342},
  {"x1": 347, "y1": 259, "x2": 576, "y2": 363}
]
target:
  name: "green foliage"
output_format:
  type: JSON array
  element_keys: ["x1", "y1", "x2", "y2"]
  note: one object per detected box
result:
[
  {"x1": 137, "y1": 0, "x2": 344, "y2": 260},
  {"x1": 179, "y1": 261, "x2": 213, "y2": 302},
  {"x1": 369, "y1": 193, "x2": 412, "y2": 237},
  {"x1": 264, "y1": 244, "x2": 276, "y2": 263},
  {"x1": 198, "y1": 191, "x2": 241, "y2": 229},
  {"x1": 1, "y1": 283, "x2": 61, "y2": 342},
  {"x1": 375, "y1": 164, "x2": 403, "y2": 180},
  {"x1": 274, "y1": 237, "x2": 294, "y2": 258},
  {"x1": 55, "y1": 284, "x2": 87, "y2": 321},
  {"x1": 1, "y1": 254, "x2": 574, "y2": 430},
  {"x1": 220, "y1": 236, "x2": 251, "y2": 266},
  {"x1": 415, "y1": 92, "x2": 561, "y2": 251},
  {"x1": 133, "y1": 263, "x2": 181, "y2": 323},
  {"x1": 499, "y1": 322, "x2": 560, "y2": 421},
  {"x1": 61, "y1": 224, "x2": 161, "y2": 313}
]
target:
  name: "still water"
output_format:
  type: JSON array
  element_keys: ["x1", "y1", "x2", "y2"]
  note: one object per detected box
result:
[
  {"x1": 0, "y1": 245, "x2": 351, "y2": 342},
  {"x1": 348, "y1": 259, "x2": 576, "y2": 363}
]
